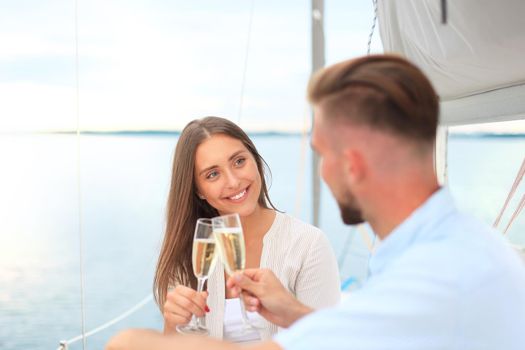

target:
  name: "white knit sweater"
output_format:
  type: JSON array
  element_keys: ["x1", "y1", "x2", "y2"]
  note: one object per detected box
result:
[{"x1": 205, "y1": 211, "x2": 341, "y2": 340}]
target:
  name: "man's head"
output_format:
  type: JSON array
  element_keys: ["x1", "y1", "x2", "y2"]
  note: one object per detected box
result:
[{"x1": 308, "y1": 55, "x2": 439, "y2": 228}]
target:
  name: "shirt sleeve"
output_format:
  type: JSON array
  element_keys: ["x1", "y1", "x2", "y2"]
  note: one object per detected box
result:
[{"x1": 294, "y1": 229, "x2": 341, "y2": 309}]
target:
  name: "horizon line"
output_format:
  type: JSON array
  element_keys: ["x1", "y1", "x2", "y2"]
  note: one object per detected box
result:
[{"x1": 1, "y1": 129, "x2": 525, "y2": 138}]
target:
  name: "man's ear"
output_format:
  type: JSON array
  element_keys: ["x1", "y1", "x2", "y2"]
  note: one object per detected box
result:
[{"x1": 343, "y1": 148, "x2": 366, "y2": 185}]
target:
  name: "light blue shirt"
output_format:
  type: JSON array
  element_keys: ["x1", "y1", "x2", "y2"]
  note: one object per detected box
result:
[{"x1": 275, "y1": 188, "x2": 525, "y2": 350}]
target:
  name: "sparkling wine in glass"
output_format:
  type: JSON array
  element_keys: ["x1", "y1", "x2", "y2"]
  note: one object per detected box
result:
[
  {"x1": 212, "y1": 213, "x2": 261, "y2": 332},
  {"x1": 176, "y1": 218, "x2": 217, "y2": 335}
]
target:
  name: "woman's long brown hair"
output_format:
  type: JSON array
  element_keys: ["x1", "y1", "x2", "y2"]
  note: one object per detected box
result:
[{"x1": 153, "y1": 116, "x2": 276, "y2": 310}]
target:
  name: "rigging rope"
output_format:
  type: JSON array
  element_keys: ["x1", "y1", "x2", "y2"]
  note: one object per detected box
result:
[
  {"x1": 59, "y1": 3, "x2": 258, "y2": 348},
  {"x1": 367, "y1": 0, "x2": 378, "y2": 55},
  {"x1": 74, "y1": 0, "x2": 87, "y2": 348},
  {"x1": 237, "y1": 0, "x2": 255, "y2": 125},
  {"x1": 493, "y1": 157, "x2": 525, "y2": 230},
  {"x1": 338, "y1": 0, "x2": 380, "y2": 282},
  {"x1": 503, "y1": 193, "x2": 525, "y2": 235}
]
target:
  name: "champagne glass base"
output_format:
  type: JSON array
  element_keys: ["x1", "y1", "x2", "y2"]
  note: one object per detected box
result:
[
  {"x1": 242, "y1": 320, "x2": 265, "y2": 331},
  {"x1": 175, "y1": 324, "x2": 209, "y2": 335},
  {"x1": 226, "y1": 321, "x2": 264, "y2": 339}
]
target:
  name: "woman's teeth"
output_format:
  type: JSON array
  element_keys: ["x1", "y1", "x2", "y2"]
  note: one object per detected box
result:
[{"x1": 229, "y1": 189, "x2": 247, "y2": 200}]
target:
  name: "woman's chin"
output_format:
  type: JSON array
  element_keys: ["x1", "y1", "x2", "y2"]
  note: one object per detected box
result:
[{"x1": 221, "y1": 203, "x2": 259, "y2": 218}]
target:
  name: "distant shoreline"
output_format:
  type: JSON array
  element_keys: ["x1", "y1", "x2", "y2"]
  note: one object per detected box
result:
[
  {"x1": 448, "y1": 133, "x2": 525, "y2": 139},
  {"x1": 2, "y1": 130, "x2": 525, "y2": 138}
]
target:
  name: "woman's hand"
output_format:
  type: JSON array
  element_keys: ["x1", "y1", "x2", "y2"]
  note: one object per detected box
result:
[{"x1": 162, "y1": 285, "x2": 209, "y2": 334}]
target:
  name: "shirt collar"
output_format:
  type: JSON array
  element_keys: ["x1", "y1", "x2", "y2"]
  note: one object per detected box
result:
[{"x1": 368, "y1": 187, "x2": 457, "y2": 276}]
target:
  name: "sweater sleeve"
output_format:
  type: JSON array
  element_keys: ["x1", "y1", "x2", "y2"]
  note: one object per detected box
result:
[{"x1": 294, "y1": 229, "x2": 341, "y2": 309}]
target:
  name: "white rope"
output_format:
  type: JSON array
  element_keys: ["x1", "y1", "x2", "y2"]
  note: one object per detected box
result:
[
  {"x1": 367, "y1": 0, "x2": 378, "y2": 55},
  {"x1": 57, "y1": 294, "x2": 154, "y2": 350},
  {"x1": 73, "y1": 0, "x2": 87, "y2": 348},
  {"x1": 493, "y1": 157, "x2": 525, "y2": 229},
  {"x1": 237, "y1": 0, "x2": 255, "y2": 125}
]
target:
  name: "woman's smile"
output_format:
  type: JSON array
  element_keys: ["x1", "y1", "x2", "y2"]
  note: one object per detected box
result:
[{"x1": 224, "y1": 185, "x2": 249, "y2": 203}]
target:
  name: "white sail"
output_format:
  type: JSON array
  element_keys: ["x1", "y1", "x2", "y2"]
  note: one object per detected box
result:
[{"x1": 377, "y1": 0, "x2": 525, "y2": 125}]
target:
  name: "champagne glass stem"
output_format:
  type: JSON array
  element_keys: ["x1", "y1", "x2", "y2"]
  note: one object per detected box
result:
[
  {"x1": 238, "y1": 292, "x2": 252, "y2": 327},
  {"x1": 195, "y1": 277, "x2": 206, "y2": 329}
]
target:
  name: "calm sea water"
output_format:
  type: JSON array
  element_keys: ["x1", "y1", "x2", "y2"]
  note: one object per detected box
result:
[{"x1": 0, "y1": 133, "x2": 524, "y2": 349}]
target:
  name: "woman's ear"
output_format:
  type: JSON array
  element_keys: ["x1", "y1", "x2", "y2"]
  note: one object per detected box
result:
[{"x1": 197, "y1": 193, "x2": 206, "y2": 200}]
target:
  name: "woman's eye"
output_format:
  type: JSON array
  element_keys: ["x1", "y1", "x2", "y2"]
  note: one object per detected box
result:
[
  {"x1": 235, "y1": 157, "x2": 246, "y2": 166},
  {"x1": 206, "y1": 170, "x2": 218, "y2": 179}
]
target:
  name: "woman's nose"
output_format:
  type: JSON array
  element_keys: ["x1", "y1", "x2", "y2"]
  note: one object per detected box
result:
[{"x1": 224, "y1": 169, "x2": 240, "y2": 189}]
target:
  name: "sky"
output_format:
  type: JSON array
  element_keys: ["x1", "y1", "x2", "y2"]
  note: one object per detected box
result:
[
  {"x1": 0, "y1": 0, "x2": 523, "y2": 133},
  {"x1": 0, "y1": 0, "x2": 380, "y2": 132}
]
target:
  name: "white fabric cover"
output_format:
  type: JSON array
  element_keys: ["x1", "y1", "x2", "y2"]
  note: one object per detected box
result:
[
  {"x1": 441, "y1": 83, "x2": 525, "y2": 125},
  {"x1": 377, "y1": 0, "x2": 525, "y2": 125}
]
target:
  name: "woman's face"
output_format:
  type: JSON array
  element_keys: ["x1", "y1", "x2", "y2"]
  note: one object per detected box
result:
[{"x1": 194, "y1": 134, "x2": 262, "y2": 217}]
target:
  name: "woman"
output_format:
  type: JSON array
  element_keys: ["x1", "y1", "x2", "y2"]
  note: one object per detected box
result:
[{"x1": 154, "y1": 116, "x2": 340, "y2": 342}]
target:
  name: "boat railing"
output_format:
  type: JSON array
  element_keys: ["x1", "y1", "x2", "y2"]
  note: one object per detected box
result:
[{"x1": 57, "y1": 294, "x2": 153, "y2": 350}]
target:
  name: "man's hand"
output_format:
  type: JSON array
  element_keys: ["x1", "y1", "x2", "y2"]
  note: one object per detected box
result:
[{"x1": 227, "y1": 268, "x2": 313, "y2": 328}]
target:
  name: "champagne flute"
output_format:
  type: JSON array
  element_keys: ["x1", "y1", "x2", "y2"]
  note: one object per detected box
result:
[
  {"x1": 212, "y1": 213, "x2": 261, "y2": 332},
  {"x1": 176, "y1": 218, "x2": 217, "y2": 335}
]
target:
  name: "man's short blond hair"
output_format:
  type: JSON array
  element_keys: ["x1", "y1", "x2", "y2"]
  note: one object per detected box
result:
[{"x1": 308, "y1": 54, "x2": 439, "y2": 145}]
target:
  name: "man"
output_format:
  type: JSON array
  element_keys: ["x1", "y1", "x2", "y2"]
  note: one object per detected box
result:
[{"x1": 106, "y1": 54, "x2": 525, "y2": 350}]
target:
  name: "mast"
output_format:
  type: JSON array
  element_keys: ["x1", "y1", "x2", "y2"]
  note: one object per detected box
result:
[{"x1": 311, "y1": 0, "x2": 324, "y2": 226}]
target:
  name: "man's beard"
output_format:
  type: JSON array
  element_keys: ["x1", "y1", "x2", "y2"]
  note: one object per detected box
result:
[
  {"x1": 338, "y1": 192, "x2": 364, "y2": 225},
  {"x1": 340, "y1": 205, "x2": 364, "y2": 225}
]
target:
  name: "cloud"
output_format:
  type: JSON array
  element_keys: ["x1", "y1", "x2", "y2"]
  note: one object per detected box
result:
[{"x1": 0, "y1": 1, "x2": 383, "y2": 132}]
